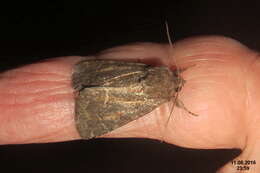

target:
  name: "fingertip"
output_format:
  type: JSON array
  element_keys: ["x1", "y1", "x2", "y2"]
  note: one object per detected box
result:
[{"x1": 0, "y1": 56, "x2": 84, "y2": 145}]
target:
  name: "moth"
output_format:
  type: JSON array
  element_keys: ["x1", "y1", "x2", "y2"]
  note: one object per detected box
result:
[{"x1": 72, "y1": 59, "x2": 196, "y2": 139}]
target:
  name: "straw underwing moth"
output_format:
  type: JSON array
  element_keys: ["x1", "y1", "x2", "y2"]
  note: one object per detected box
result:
[{"x1": 72, "y1": 59, "x2": 187, "y2": 139}]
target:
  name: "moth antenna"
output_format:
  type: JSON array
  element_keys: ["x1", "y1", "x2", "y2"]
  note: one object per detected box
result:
[
  {"x1": 164, "y1": 21, "x2": 180, "y2": 128},
  {"x1": 165, "y1": 21, "x2": 173, "y2": 48},
  {"x1": 165, "y1": 21, "x2": 180, "y2": 73}
]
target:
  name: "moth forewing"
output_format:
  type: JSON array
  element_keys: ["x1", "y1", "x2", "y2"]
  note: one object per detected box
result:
[
  {"x1": 72, "y1": 22, "x2": 198, "y2": 139},
  {"x1": 73, "y1": 60, "x2": 179, "y2": 139}
]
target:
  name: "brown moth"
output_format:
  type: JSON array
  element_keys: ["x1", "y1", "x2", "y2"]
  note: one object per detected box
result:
[{"x1": 72, "y1": 59, "x2": 188, "y2": 139}]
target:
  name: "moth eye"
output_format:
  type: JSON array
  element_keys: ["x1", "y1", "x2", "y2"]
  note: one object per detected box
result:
[{"x1": 175, "y1": 85, "x2": 182, "y2": 92}]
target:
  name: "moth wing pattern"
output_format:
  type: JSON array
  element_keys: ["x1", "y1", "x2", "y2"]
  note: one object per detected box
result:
[
  {"x1": 73, "y1": 60, "x2": 176, "y2": 139},
  {"x1": 72, "y1": 60, "x2": 149, "y2": 90},
  {"x1": 76, "y1": 86, "x2": 164, "y2": 139}
]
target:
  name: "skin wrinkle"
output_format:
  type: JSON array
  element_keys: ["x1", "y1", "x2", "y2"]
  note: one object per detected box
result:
[
  {"x1": 97, "y1": 44, "x2": 168, "y2": 61},
  {"x1": 14, "y1": 123, "x2": 76, "y2": 144},
  {"x1": 183, "y1": 43, "x2": 239, "y2": 53},
  {"x1": 17, "y1": 69, "x2": 70, "y2": 76},
  {"x1": 231, "y1": 54, "x2": 259, "y2": 153},
  {"x1": 182, "y1": 51, "x2": 237, "y2": 57},
  {"x1": 0, "y1": 56, "x2": 81, "y2": 145},
  {"x1": 157, "y1": 105, "x2": 168, "y2": 141},
  {"x1": 0, "y1": 89, "x2": 71, "y2": 102},
  {"x1": 1, "y1": 83, "x2": 69, "y2": 94},
  {"x1": 158, "y1": 105, "x2": 168, "y2": 140},
  {"x1": 0, "y1": 81, "x2": 70, "y2": 94},
  {"x1": 185, "y1": 57, "x2": 228, "y2": 62},
  {"x1": 178, "y1": 54, "x2": 235, "y2": 63},
  {"x1": 186, "y1": 73, "x2": 232, "y2": 81},
  {"x1": 174, "y1": 36, "x2": 248, "y2": 51},
  {"x1": 2, "y1": 110, "x2": 73, "y2": 143},
  {"x1": 7, "y1": 98, "x2": 68, "y2": 117},
  {"x1": 7, "y1": 74, "x2": 70, "y2": 81},
  {"x1": 99, "y1": 43, "x2": 166, "y2": 56},
  {"x1": 186, "y1": 72, "x2": 235, "y2": 84},
  {"x1": 4, "y1": 70, "x2": 69, "y2": 78},
  {"x1": 0, "y1": 80, "x2": 74, "y2": 144},
  {"x1": 8, "y1": 80, "x2": 70, "y2": 86},
  {"x1": 232, "y1": 68, "x2": 248, "y2": 149},
  {"x1": 243, "y1": 54, "x2": 260, "y2": 150},
  {"x1": 245, "y1": 53, "x2": 260, "y2": 114},
  {"x1": 0, "y1": 88, "x2": 71, "y2": 105},
  {"x1": 3, "y1": 66, "x2": 71, "y2": 78},
  {"x1": 140, "y1": 110, "x2": 150, "y2": 139},
  {"x1": 3, "y1": 70, "x2": 69, "y2": 80}
]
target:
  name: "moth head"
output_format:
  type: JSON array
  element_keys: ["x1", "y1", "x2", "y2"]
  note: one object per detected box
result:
[{"x1": 172, "y1": 70, "x2": 186, "y2": 92}]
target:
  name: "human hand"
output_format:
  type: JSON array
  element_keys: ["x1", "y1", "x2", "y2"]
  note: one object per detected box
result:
[{"x1": 0, "y1": 36, "x2": 259, "y2": 173}]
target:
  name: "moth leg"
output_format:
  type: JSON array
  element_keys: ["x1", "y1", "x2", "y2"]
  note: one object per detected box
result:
[
  {"x1": 176, "y1": 99, "x2": 199, "y2": 116},
  {"x1": 174, "y1": 77, "x2": 186, "y2": 92}
]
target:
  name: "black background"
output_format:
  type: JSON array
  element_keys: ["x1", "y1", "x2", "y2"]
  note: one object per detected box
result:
[{"x1": 0, "y1": 0, "x2": 257, "y2": 172}]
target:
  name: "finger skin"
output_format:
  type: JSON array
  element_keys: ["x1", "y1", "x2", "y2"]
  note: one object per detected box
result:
[
  {"x1": 1, "y1": 36, "x2": 260, "y2": 173},
  {"x1": 99, "y1": 37, "x2": 260, "y2": 173},
  {"x1": 0, "y1": 57, "x2": 82, "y2": 144},
  {"x1": 100, "y1": 36, "x2": 254, "y2": 149}
]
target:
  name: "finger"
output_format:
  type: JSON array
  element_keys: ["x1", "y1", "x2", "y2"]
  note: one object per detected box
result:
[
  {"x1": 99, "y1": 36, "x2": 256, "y2": 151},
  {"x1": 1, "y1": 37, "x2": 255, "y2": 148},
  {"x1": 0, "y1": 56, "x2": 82, "y2": 144},
  {"x1": 0, "y1": 44, "x2": 172, "y2": 145}
]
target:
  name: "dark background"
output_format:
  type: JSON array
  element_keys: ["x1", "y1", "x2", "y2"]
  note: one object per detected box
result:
[{"x1": 0, "y1": 0, "x2": 257, "y2": 172}]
